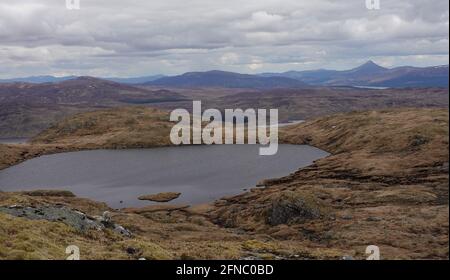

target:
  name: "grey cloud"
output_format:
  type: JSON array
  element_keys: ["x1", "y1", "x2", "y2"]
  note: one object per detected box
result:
[{"x1": 0, "y1": 0, "x2": 448, "y2": 77}]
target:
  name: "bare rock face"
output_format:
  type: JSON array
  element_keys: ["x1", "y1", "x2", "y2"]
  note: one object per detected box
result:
[
  {"x1": 138, "y1": 192, "x2": 181, "y2": 202},
  {"x1": 266, "y1": 191, "x2": 324, "y2": 226}
]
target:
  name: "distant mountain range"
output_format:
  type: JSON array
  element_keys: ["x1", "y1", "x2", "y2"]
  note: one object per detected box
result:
[
  {"x1": 0, "y1": 61, "x2": 448, "y2": 88},
  {"x1": 260, "y1": 61, "x2": 449, "y2": 88},
  {"x1": 146, "y1": 70, "x2": 308, "y2": 88},
  {"x1": 0, "y1": 76, "x2": 186, "y2": 106},
  {"x1": 0, "y1": 75, "x2": 165, "y2": 85}
]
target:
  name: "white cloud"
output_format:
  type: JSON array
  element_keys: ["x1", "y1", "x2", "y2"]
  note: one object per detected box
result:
[
  {"x1": 0, "y1": 0, "x2": 448, "y2": 77},
  {"x1": 220, "y1": 52, "x2": 240, "y2": 65},
  {"x1": 235, "y1": 11, "x2": 284, "y2": 31}
]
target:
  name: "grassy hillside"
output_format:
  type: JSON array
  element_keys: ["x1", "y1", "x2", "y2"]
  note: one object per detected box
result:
[
  {"x1": 281, "y1": 108, "x2": 448, "y2": 176},
  {"x1": 1, "y1": 78, "x2": 448, "y2": 138},
  {"x1": 212, "y1": 108, "x2": 449, "y2": 259},
  {"x1": 0, "y1": 78, "x2": 187, "y2": 138},
  {"x1": 31, "y1": 107, "x2": 173, "y2": 148},
  {"x1": 208, "y1": 87, "x2": 449, "y2": 122}
]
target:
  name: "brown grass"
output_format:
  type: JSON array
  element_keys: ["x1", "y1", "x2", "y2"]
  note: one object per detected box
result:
[{"x1": 1, "y1": 107, "x2": 448, "y2": 259}]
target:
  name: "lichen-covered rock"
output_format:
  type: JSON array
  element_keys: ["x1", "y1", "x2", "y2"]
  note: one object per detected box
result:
[
  {"x1": 0, "y1": 205, "x2": 103, "y2": 232},
  {"x1": 0, "y1": 205, "x2": 131, "y2": 236}
]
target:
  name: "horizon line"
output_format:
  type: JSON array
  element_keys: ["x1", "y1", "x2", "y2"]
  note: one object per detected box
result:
[{"x1": 1, "y1": 61, "x2": 449, "y2": 80}]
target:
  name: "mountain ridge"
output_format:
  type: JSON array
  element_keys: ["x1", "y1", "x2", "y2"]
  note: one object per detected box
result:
[
  {"x1": 0, "y1": 75, "x2": 165, "y2": 85},
  {"x1": 261, "y1": 61, "x2": 449, "y2": 88},
  {"x1": 146, "y1": 70, "x2": 309, "y2": 88},
  {"x1": 1, "y1": 61, "x2": 448, "y2": 88}
]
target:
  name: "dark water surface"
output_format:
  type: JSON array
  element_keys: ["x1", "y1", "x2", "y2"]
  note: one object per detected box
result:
[
  {"x1": 0, "y1": 138, "x2": 29, "y2": 144},
  {"x1": 0, "y1": 145, "x2": 328, "y2": 208}
]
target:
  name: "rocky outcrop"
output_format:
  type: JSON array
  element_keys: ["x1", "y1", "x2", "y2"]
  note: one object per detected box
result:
[
  {"x1": 266, "y1": 192, "x2": 325, "y2": 226},
  {"x1": 0, "y1": 205, "x2": 131, "y2": 237}
]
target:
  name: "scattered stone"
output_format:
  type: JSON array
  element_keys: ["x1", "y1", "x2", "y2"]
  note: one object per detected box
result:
[
  {"x1": 441, "y1": 162, "x2": 449, "y2": 172},
  {"x1": 366, "y1": 216, "x2": 382, "y2": 222},
  {"x1": 138, "y1": 192, "x2": 181, "y2": 202},
  {"x1": 304, "y1": 136, "x2": 313, "y2": 143},
  {"x1": 256, "y1": 181, "x2": 266, "y2": 188},
  {"x1": 126, "y1": 247, "x2": 138, "y2": 255},
  {"x1": 342, "y1": 255, "x2": 354, "y2": 260},
  {"x1": 102, "y1": 211, "x2": 112, "y2": 223},
  {"x1": 114, "y1": 225, "x2": 132, "y2": 237},
  {"x1": 341, "y1": 215, "x2": 353, "y2": 220},
  {"x1": 240, "y1": 255, "x2": 263, "y2": 261},
  {"x1": 410, "y1": 135, "x2": 429, "y2": 147}
]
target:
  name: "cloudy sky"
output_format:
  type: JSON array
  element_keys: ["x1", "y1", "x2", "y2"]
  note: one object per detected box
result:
[{"x1": 0, "y1": 0, "x2": 448, "y2": 78}]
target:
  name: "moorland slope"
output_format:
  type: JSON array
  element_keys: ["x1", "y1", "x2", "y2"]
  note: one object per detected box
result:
[{"x1": 0, "y1": 107, "x2": 448, "y2": 259}]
